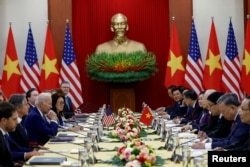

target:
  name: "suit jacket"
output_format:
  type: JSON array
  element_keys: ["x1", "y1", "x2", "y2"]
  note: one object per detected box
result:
[
  {"x1": 0, "y1": 131, "x2": 14, "y2": 167},
  {"x1": 201, "y1": 115, "x2": 219, "y2": 132},
  {"x1": 7, "y1": 135, "x2": 32, "y2": 162},
  {"x1": 180, "y1": 100, "x2": 203, "y2": 124},
  {"x1": 24, "y1": 107, "x2": 58, "y2": 146},
  {"x1": 9, "y1": 123, "x2": 29, "y2": 148},
  {"x1": 229, "y1": 132, "x2": 250, "y2": 151},
  {"x1": 191, "y1": 109, "x2": 210, "y2": 131},
  {"x1": 168, "y1": 100, "x2": 187, "y2": 119},
  {"x1": 207, "y1": 116, "x2": 233, "y2": 138},
  {"x1": 211, "y1": 115, "x2": 250, "y2": 149},
  {"x1": 63, "y1": 96, "x2": 75, "y2": 119}
]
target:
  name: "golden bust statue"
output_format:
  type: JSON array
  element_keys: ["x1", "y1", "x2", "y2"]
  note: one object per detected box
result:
[{"x1": 95, "y1": 13, "x2": 147, "y2": 53}]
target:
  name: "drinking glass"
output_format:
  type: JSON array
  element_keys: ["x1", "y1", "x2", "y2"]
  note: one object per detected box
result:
[{"x1": 78, "y1": 148, "x2": 88, "y2": 167}]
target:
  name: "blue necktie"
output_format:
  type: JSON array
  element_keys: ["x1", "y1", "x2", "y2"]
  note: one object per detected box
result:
[
  {"x1": 65, "y1": 96, "x2": 70, "y2": 110},
  {"x1": 4, "y1": 134, "x2": 11, "y2": 151}
]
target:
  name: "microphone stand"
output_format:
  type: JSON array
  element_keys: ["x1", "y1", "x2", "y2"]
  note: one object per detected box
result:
[{"x1": 171, "y1": 137, "x2": 197, "y2": 163}]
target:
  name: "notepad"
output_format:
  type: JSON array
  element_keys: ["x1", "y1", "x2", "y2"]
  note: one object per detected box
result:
[
  {"x1": 29, "y1": 157, "x2": 66, "y2": 165},
  {"x1": 49, "y1": 136, "x2": 75, "y2": 142}
]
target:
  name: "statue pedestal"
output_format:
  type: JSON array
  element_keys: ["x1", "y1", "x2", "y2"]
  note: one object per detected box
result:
[{"x1": 109, "y1": 85, "x2": 135, "y2": 113}]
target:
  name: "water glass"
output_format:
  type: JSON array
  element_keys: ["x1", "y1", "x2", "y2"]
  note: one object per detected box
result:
[
  {"x1": 193, "y1": 157, "x2": 207, "y2": 167},
  {"x1": 71, "y1": 162, "x2": 81, "y2": 167},
  {"x1": 78, "y1": 148, "x2": 89, "y2": 167},
  {"x1": 182, "y1": 145, "x2": 191, "y2": 167}
]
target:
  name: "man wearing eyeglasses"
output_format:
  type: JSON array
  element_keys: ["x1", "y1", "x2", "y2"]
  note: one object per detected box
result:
[
  {"x1": 191, "y1": 93, "x2": 250, "y2": 150},
  {"x1": 228, "y1": 96, "x2": 250, "y2": 150}
]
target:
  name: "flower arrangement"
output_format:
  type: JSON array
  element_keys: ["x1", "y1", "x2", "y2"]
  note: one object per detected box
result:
[
  {"x1": 111, "y1": 139, "x2": 164, "y2": 167},
  {"x1": 108, "y1": 107, "x2": 147, "y2": 141},
  {"x1": 86, "y1": 51, "x2": 158, "y2": 83}
]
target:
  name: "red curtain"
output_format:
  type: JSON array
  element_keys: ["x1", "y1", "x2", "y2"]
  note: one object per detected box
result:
[{"x1": 72, "y1": 0, "x2": 170, "y2": 111}]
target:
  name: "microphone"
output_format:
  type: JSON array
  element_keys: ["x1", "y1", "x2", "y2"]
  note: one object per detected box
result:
[{"x1": 164, "y1": 127, "x2": 181, "y2": 151}]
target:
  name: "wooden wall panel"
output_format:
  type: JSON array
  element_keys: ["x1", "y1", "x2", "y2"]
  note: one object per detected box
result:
[
  {"x1": 47, "y1": 0, "x2": 72, "y2": 62},
  {"x1": 169, "y1": 0, "x2": 193, "y2": 62}
]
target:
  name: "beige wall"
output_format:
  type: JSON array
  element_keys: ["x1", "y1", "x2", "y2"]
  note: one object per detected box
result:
[{"x1": 0, "y1": 0, "x2": 48, "y2": 77}]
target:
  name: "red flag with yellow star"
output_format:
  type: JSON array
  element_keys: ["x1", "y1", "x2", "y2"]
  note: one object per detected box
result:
[
  {"x1": 139, "y1": 106, "x2": 153, "y2": 126},
  {"x1": 39, "y1": 24, "x2": 60, "y2": 91},
  {"x1": 164, "y1": 20, "x2": 185, "y2": 88},
  {"x1": 241, "y1": 18, "x2": 250, "y2": 95},
  {"x1": 1, "y1": 26, "x2": 22, "y2": 98},
  {"x1": 203, "y1": 19, "x2": 223, "y2": 91}
]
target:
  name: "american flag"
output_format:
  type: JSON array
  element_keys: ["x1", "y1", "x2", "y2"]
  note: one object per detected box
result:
[
  {"x1": 59, "y1": 23, "x2": 83, "y2": 109},
  {"x1": 103, "y1": 106, "x2": 116, "y2": 127},
  {"x1": 20, "y1": 25, "x2": 40, "y2": 92},
  {"x1": 184, "y1": 19, "x2": 203, "y2": 94},
  {"x1": 222, "y1": 19, "x2": 243, "y2": 99}
]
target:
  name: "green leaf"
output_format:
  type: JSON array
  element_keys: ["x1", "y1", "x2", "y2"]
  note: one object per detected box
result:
[
  {"x1": 154, "y1": 156, "x2": 165, "y2": 166},
  {"x1": 86, "y1": 51, "x2": 158, "y2": 83},
  {"x1": 139, "y1": 128, "x2": 148, "y2": 137}
]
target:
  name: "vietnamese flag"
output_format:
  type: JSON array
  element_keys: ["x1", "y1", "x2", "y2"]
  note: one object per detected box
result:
[
  {"x1": 241, "y1": 18, "x2": 250, "y2": 95},
  {"x1": 164, "y1": 19, "x2": 185, "y2": 88},
  {"x1": 139, "y1": 106, "x2": 154, "y2": 126},
  {"x1": 203, "y1": 19, "x2": 223, "y2": 91},
  {"x1": 1, "y1": 25, "x2": 22, "y2": 98},
  {"x1": 39, "y1": 24, "x2": 60, "y2": 91}
]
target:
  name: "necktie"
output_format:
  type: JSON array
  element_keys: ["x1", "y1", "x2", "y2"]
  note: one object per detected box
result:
[
  {"x1": 19, "y1": 123, "x2": 28, "y2": 135},
  {"x1": 43, "y1": 114, "x2": 48, "y2": 123},
  {"x1": 4, "y1": 134, "x2": 11, "y2": 151},
  {"x1": 65, "y1": 96, "x2": 70, "y2": 110},
  {"x1": 230, "y1": 120, "x2": 237, "y2": 132}
]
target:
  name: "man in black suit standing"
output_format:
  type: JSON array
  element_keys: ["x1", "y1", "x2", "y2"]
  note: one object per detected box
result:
[
  {"x1": 60, "y1": 81, "x2": 75, "y2": 119},
  {"x1": 0, "y1": 102, "x2": 17, "y2": 167}
]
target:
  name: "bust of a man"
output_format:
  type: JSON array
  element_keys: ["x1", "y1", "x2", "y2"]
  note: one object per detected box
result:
[{"x1": 95, "y1": 13, "x2": 147, "y2": 54}]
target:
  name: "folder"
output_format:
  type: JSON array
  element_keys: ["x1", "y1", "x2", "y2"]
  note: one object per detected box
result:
[
  {"x1": 29, "y1": 157, "x2": 66, "y2": 165},
  {"x1": 49, "y1": 136, "x2": 75, "y2": 142}
]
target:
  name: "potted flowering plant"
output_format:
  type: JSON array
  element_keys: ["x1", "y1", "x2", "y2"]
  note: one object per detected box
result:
[
  {"x1": 111, "y1": 139, "x2": 164, "y2": 167},
  {"x1": 108, "y1": 107, "x2": 147, "y2": 141}
]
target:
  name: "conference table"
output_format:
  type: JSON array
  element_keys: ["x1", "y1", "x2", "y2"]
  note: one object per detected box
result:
[{"x1": 24, "y1": 112, "x2": 208, "y2": 167}]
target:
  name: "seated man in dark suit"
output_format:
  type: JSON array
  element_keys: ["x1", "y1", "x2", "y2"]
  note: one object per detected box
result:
[
  {"x1": 198, "y1": 91, "x2": 233, "y2": 138},
  {"x1": 222, "y1": 96, "x2": 250, "y2": 151},
  {"x1": 158, "y1": 86, "x2": 187, "y2": 119},
  {"x1": 8, "y1": 94, "x2": 42, "y2": 162},
  {"x1": 181, "y1": 90, "x2": 212, "y2": 132},
  {"x1": 192, "y1": 93, "x2": 250, "y2": 149},
  {"x1": 24, "y1": 92, "x2": 58, "y2": 147},
  {"x1": 0, "y1": 102, "x2": 16, "y2": 167},
  {"x1": 177, "y1": 89, "x2": 203, "y2": 124}
]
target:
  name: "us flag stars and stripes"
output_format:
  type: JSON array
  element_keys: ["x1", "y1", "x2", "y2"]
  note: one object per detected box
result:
[
  {"x1": 185, "y1": 19, "x2": 204, "y2": 94},
  {"x1": 20, "y1": 24, "x2": 40, "y2": 92},
  {"x1": 59, "y1": 22, "x2": 83, "y2": 110},
  {"x1": 222, "y1": 19, "x2": 243, "y2": 100},
  {"x1": 103, "y1": 106, "x2": 116, "y2": 127}
]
